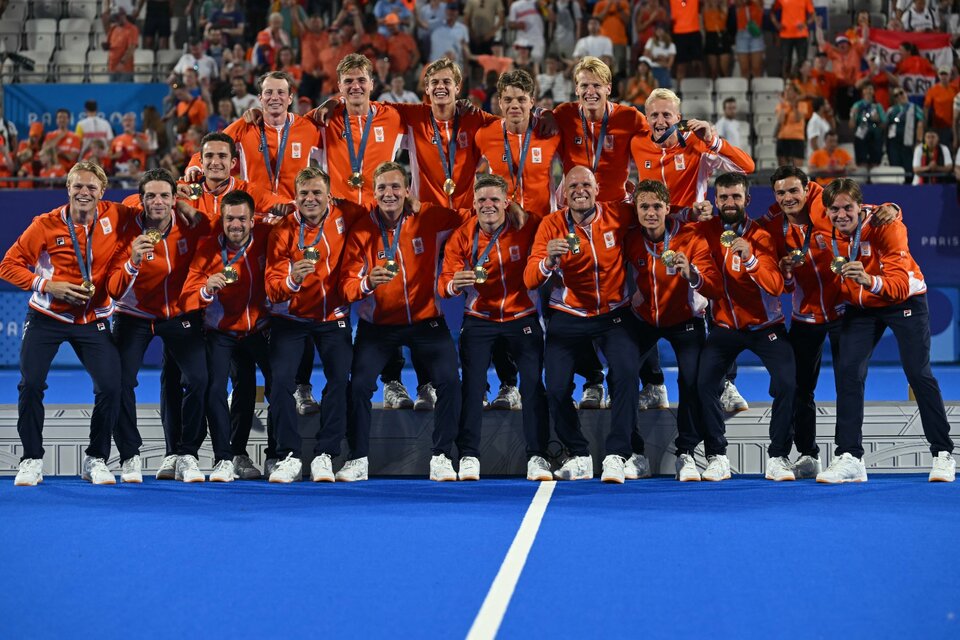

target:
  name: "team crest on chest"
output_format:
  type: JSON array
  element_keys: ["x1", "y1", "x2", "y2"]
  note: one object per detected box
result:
[
  {"x1": 861, "y1": 242, "x2": 871, "y2": 257},
  {"x1": 674, "y1": 155, "x2": 685, "y2": 171},
  {"x1": 603, "y1": 231, "x2": 615, "y2": 248},
  {"x1": 291, "y1": 142, "x2": 301, "y2": 159},
  {"x1": 603, "y1": 136, "x2": 614, "y2": 151},
  {"x1": 412, "y1": 237, "x2": 424, "y2": 254},
  {"x1": 457, "y1": 131, "x2": 468, "y2": 148},
  {"x1": 531, "y1": 147, "x2": 542, "y2": 164},
  {"x1": 99, "y1": 218, "x2": 112, "y2": 234},
  {"x1": 510, "y1": 245, "x2": 521, "y2": 262},
  {"x1": 816, "y1": 235, "x2": 826, "y2": 249},
  {"x1": 335, "y1": 217, "x2": 345, "y2": 234},
  {"x1": 374, "y1": 126, "x2": 384, "y2": 143},
  {"x1": 178, "y1": 239, "x2": 189, "y2": 255}
]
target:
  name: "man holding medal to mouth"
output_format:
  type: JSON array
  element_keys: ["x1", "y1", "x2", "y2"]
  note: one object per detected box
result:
[
  {"x1": 524, "y1": 166, "x2": 641, "y2": 484},
  {"x1": 624, "y1": 180, "x2": 718, "y2": 482},
  {"x1": 105, "y1": 169, "x2": 219, "y2": 483},
  {"x1": 438, "y1": 174, "x2": 551, "y2": 482},
  {"x1": 816, "y1": 178, "x2": 955, "y2": 484},
  {"x1": 264, "y1": 167, "x2": 368, "y2": 483},
  {"x1": 339, "y1": 162, "x2": 471, "y2": 482},
  {"x1": 181, "y1": 190, "x2": 275, "y2": 483},
  {"x1": 1, "y1": 162, "x2": 144, "y2": 486},
  {"x1": 693, "y1": 172, "x2": 796, "y2": 482}
]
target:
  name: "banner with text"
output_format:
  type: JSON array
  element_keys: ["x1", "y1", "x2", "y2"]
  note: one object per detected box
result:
[{"x1": 867, "y1": 29, "x2": 952, "y2": 100}]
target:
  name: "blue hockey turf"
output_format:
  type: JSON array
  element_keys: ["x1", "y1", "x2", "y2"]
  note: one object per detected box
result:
[{"x1": 1, "y1": 477, "x2": 957, "y2": 639}]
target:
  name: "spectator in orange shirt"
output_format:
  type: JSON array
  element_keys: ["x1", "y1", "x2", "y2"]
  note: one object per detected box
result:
[
  {"x1": 170, "y1": 81, "x2": 209, "y2": 134},
  {"x1": 593, "y1": 0, "x2": 630, "y2": 74},
  {"x1": 38, "y1": 148, "x2": 67, "y2": 184},
  {"x1": 622, "y1": 56, "x2": 658, "y2": 107},
  {"x1": 776, "y1": 84, "x2": 807, "y2": 167},
  {"x1": 293, "y1": 13, "x2": 329, "y2": 103},
  {"x1": 383, "y1": 13, "x2": 420, "y2": 77},
  {"x1": 0, "y1": 135, "x2": 15, "y2": 188},
  {"x1": 771, "y1": 0, "x2": 815, "y2": 78},
  {"x1": 318, "y1": 27, "x2": 357, "y2": 98},
  {"x1": 111, "y1": 112, "x2": 150, "y2": 172},
  {"x1": 925, "y1": 67, "x2": 958, "y2": 149},
  {"x1": 468, "y1": 37, "x2": 514, "y2": 80},
  {"x1": 669, "y1": 0, "x2": 703, "y2": 81},
  {"x1": 815, "y1": 18, "x2": 866, "y2": 118},
  {"x1": 855, "y1": 55, "x2": 898, "y2": 110},
  {"x1": 808, "y1": 130, "x2": 855, "y2": 185},
  {"x1": 102, "y1": 1, "x2": 139, "y2": 82},
  {"x1": 703, "y1": 0, "x2": 732, "y2": 78},
  {"x1": 42, "y1": 109, "x2": 82, "y2": 171},
  {"x1": 810, "y1": 52, "x2": 838, "y2": 104},
  {"x1": 81, "y1": 140, "x2": 113, "y2": 176},
  {"x1": 274, "y1": 46, "x2": 302, "y2": 90}
]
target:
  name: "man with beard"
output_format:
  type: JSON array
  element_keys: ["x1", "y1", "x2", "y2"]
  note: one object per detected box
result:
[
  {"x1": 693, "y1": 172, "x2": 795, "y2": 482},
  {"x1": 817, "y1": 179, "x2": 955, "y2": 483},
  {"x1": 524, "y1": 166, "x2": 641, "y2": 484},
  {"x1": 339, "y1": 162, "x2": 470, "y2": 482}
]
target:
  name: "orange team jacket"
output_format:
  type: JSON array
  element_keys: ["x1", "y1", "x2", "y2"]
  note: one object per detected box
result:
[
  {"x1": 183, "y1": 176, "x2": 293, "y2": 218},
  {"x1": 524, "y1": 201, "x2": 635, "y2": 317},
  {"x1": 632, "y1": 133, "x2": 756, "y2": 208},
  {"x1": 186, "y1": 113, "x2": 320, "y2": 200},
  {"x1": 0, "y1": 201, "x2": 138, "y2": 324},
  {"x1": 758, "y1": 208, "x2": 844, "y2": 324},
  {"x1": 553, "y1": 102, "x2": 649, "y2": 202},
  {"x1": 180, "y1": 224, "x2": 272, "y2": 336},
  {"x1": 265, "y1": 202, "x2": 368, "y2": 322},
  {"x1": 317, "y1": 101, "x2": 404, "y2": 207},
  {"x1": 475, "y1": 120, "x2": 563, "y2": 216},
  {"x1": 820, "y1": 210, "x2": 926, "y2": 309},
  {"x1": 106, "y1": 203, "x2": 218, "y2": 320},
  {"x1": 693, "y1": 216, "x2": 785, "y2": 330},
  {"x1": 393, "y1": 103, "x2": 498, "y2": 209},
  {"x1": 437, "y1": 214, "x2": 544, "y2": 321},
  {"x1": 340, "y1": 204, "x2": 472, "y2": 325},
  {"x1": 623, "y1": 219, "x2": 717, "y2": 328}
]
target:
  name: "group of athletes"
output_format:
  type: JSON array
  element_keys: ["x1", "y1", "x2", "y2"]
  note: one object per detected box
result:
[{"x1": 2, "y1": 53, "x2": 955, "y2": 487}]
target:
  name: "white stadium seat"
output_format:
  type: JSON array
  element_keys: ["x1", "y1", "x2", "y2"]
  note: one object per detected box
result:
[{"x1": 58, "y1": 18, "x2": 92, "y2": 51}]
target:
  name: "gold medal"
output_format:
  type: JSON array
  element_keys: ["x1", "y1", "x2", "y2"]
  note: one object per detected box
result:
[
  {"x1": 348, "y1": 172, "x2": 364, "y2": 188},
  {"x1": 720, "y1": 230, "x2": 738, "y2": 247},
  {"x1": 473, "y1": 265, "x2": 488, "y2": 283},
  {"x1": 384, "y1": 259, "x2": 399, "y2": 274},
  {"x1": 788, "y1": 248, "x2": 805, "y2": 265},
  {"x1": 660, "y1": 249, "x2": 677, "y2": 268},
  {"x1": 222, "y1": 266, "x2": 239, "y2": 283},
  {"x1": 443, "y1": 178, "x2": 456, "y2": 196},
  {"x1": 565, "y1": 232, "x2": 581, "y2": 255},
  {"x1": 80, "y1": 280, "x2": 95, "y2": 296},
  {"x1": 145, "y1": 228, "x2": 164, "y2": 244},
  {"x1": 188, "y1": 183, "x2": 203, "y2": 200},
  {"x1": 830, "y1": 256, "x2": 848, "y2": 274},
  {"x1": 303, "y1": 247, "x2": 320, "y2": 264}
]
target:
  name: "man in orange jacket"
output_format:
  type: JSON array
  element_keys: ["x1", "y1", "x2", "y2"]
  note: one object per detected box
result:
[
  {"x1": 817, "y1": 178, "x2": 955, "y2": 483},
  {"x1": 1, "y1": 162, "x2": 139, "y2": 486}
]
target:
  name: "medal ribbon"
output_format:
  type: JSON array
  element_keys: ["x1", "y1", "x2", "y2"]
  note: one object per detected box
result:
[
  {"x1": 831, "y1": 215, "x2": 863, "y2": 262},
  {"x1": 471, "y1": 221, "x2": 506, "y2": 269},
  {"x1": 221, "y1": 234, "x2": 252, "y2": 271},
  {"x1": 141, "y1": 212, "x2": 173, "y2": 241},
  {"x1": 259, "y1": 116, "x2": 291, "y2": 193},
  {"x1": 344, "y1": 106, "x2": 375, "y2": 182},
  {"x1": 430, "y1": 111, "x2": 460, "y2": 186},
  {"x1": 567, "y1": 206, "x2": 595, "y2": 239},
  {"x1": 652, "y1": 123, "x2": 688, "y2": 147},
  {"x1": 377, "y1": 210, "x2": 405, "y2": 261},
  {"x1": 781, "y1": 216, "x2": 811, "y2": 256},
  {"x1": 66, "y1": 208, "x2": 98, "y2": 285},
  {"x1": 578, "y1": 107, "x2": 609, "y2": 173},
  {"x1": 723, "y1": 218, "x2": 746, "y2": 238},
  {"x1": 643, "y1": 223, "x2": 672, "y2": 260},
  {"x1": 298, "y1": 211, "x2": 327, "y2": 251},
  {"x1": 502, "y1": 119, "x2": 533, "y2": 195}
]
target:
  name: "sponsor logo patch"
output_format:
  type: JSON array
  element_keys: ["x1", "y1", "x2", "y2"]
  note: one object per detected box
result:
[
  {"x1": 182, "y1": 320, "x2": 191, "y2": 328},
  {"x1": 768, "y1": 332, "x2": 777, "y2": 341},
  {"x1": 56, "y1": 237, "x2": 65, "y2": 246},
  {"x1": 904, "y1": 309, "x2": 912, "y2": 317},
  {"x1": 523, "y1": 326, "x2": 532, "y2": 334},
  {"x1": 338, "y1": 320, "x2": 347, "y2": 328},
  {"x1": 644, "y1": 160, "x2": 651, "y2": 170},
  {"x1": 97, "y1": 322, "x2": 106, "y2": 331},
  {"x1": 429, "y1": 320, "x2": 439, "y2": 328}
]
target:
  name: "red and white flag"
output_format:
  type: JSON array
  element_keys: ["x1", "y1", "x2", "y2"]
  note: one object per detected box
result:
[{"x1": 867, "y1": 29, "x2": 951, "y2": 99}]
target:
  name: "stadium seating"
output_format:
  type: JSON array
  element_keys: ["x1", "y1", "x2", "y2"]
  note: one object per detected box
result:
[
  {"x1": 16, "y1": 49, "x2": 52, "y2": 83},
  {"x1": 1, "y1": 1, "x2": 28, "y2": 23},
  {"x1": 53, "y1": 50, "x2": 86, "y2": 82},
  {"x1": 870, "y1": 166, "x2": 907, "y2": 184},
  {"x1": 66, "y1": 0, "x2": 100, "y2": 21},
  {"x1": 86, "y1": 49, "x2": 110, "y2": 83},
  {"x1": 58, "y1": 18, "x2": 92, "y2": 51},
  {"x1": 134, "y1": 49, "x2": 155, "y2": 82},
  {"x1": 0, "y1": 19, "x2": 20, "y2": 52},
  {"x1": 24, "y1": 19, "x2": 58, "y2": 53}
]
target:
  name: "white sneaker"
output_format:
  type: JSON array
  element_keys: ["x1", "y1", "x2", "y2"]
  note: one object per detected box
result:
[
  {"x1": 553, "y1": 455, "x2": 593, "y2": 480},
  {"x1": 702, "y1": 454, "x2": 731, "y2": 481},
  {"x1": 720, "y1": 379, "x2": 749, "y2": 413},
  {"x1": 335, "y1": 457, "x2": 369, "y2": 482},
  {"x1": 765, "y1": 456, "x2": 796, "y2": 481},
  {"x1": 675, "y1": 453, "x2": 701, "y2": 481},
  {"x1": 175, "y1": 455, "x2": 205, "y2": 483},
  {"x1": 929, "y1": 451, "x2": 956, "y2": 483},
  {"x1": 526, "y1": 456, "x2": 553, "y2": 481},
  {"x1": 430, "y1": 454, "x2": 457, "y2": 481},
  {"x1": 156, "y1": 454, "x2": 178, "y2": 480},
  {"x1": 637, "y1": 383, "x2": 669, "y2": 410},
  {"x1": 263, "y1": 458, "x2": 279, "y2": 478},
  {"x1": 210, "y1": 459, "x2": 236, "y2": 482},
  {"x1": 578, "y1": 384, "x2": 606, "y2": 409},
  {"x1": 458, "y1": 456, "x2": 480, "y2": 481},
  {"x1": 82, "y1": 456, "x2": 116, "y2": 485},
  {"x1": 491, "y1": 385, "x2": 521, "y2": 410},
  {"x1": 120, "y1": 455, "x2": 143, "y2": 483},
  {"x1": 794, "y1": 455, "x2": 822, "y2": 479},
  {"x1": 268, "y1": 453, "x2": 302, "y2": 483},
  {"x1": 601, "y1": 455, "x2": 626, "y2": 484},
  {"x1": 414, "y1": 384, "x2": 437, "y2": 411},
  {"x1": 624, "y1": 453, "x2": 652, "y2": 479},
  {"x1": 232, "y1": 455, "x2": 262, "y2": 480},
  {"x1": 14, "y1": 459, "x2": 43, "y2": 486},
  {"x1": 310, "y1": 453, "x2": 335, "y2": 482},
  {"x1": 383, "y1": 381, "x2": 414, "y2": 409},
  {"x1": 816, "y1": 453, "x2": 868, "y2": 484},
  {"x1": 295, "y1": 384, "x2": 320, "y2": 415}
]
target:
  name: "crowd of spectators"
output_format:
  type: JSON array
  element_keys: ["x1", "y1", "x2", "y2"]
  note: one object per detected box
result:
[{"x1": 2, "y1": 0, "x2": 960, "y2": 186}]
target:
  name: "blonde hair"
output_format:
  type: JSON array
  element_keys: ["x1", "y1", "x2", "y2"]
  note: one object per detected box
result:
[
  {"x1": 337, "y1": 53, "x2": 373, "y2": 81},
  {"x1": 573, "y1": 56, "x2": 612, "y2": 86},
  {"x1": 66, "y1": 161, "x2": 108, "y2": 191},
  {"x1": 295, "y1": 167, "x2": 330, "y2": 190},
  {"x1": 645, "y1": 88, "x2": 682, "y2": 112},
  {"x1": 423, "y1": 58, "x2": 463, "y2": 87}
]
